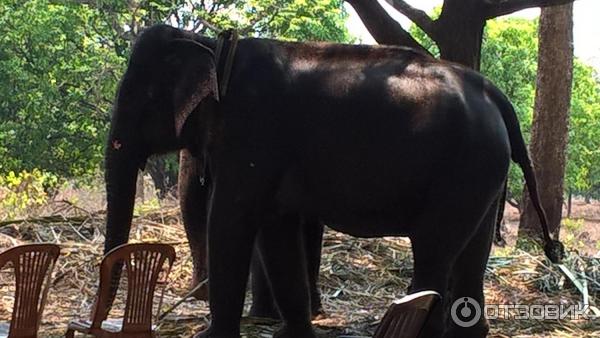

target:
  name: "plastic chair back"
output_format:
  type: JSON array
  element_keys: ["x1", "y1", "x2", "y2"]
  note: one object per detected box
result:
[
  {"x1": 0, "y1": 244, "x2": 60, "y2": 337},
  {"x1": 90, "y1": 243, "x2": 175, "y2": 335}
]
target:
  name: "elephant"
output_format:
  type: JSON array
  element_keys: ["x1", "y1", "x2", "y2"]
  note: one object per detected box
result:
[
  {"x1": 177, "y1": 148, "x2": 324, "y2": 318},
  {"x1": 103, "y1": 24, "x2": 563, "y2": 338}
]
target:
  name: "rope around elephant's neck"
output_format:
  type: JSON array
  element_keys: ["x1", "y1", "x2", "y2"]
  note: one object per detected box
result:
[{"x1": 214, "y1": 29, "x2": 239, "y2": 99}]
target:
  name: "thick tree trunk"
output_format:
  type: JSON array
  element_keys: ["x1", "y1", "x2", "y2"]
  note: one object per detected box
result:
[
  {"x1": 437, "y1": 26, "x2": 484, "y2": 70},
  {"x1": 518, "y1": 3, "x2": 573, "y2": 238},
  {"x1": 345, "y1": 0, "x2": 430, "y2": 52},
  {"x1": 348, "y1": 0, "x2": 574, "y2": 70},
  {"x1": 436, "y1": 0, "x2": 486, "y2": 70}
]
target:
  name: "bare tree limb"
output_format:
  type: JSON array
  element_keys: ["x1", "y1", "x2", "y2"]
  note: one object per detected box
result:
[
  {"x1": 384, "y1": 0, "x2": 438, "y2": 39},
  {"x1": 345, "y1": 0, "x2": 431, "y2": 55},
  {"x1": 484, "y1": 0, "x2": 576, "y2": 19}
]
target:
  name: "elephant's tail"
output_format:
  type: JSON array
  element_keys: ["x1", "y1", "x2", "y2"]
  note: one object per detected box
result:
[{"x1": 487, "y1": 82, "x2": 565, "y2": 263}]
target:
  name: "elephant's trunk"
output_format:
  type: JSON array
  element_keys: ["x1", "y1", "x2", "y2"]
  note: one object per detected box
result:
[
  {"x1": 103, "y1": 137, "x2": 140, "y2": 254},
  {"x1": 102, "y1": 130, "x2": 142, "y2": 311}
]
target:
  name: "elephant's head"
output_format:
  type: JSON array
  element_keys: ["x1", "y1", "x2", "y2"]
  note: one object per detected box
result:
[{"x1": 104, "y1": 25, "x2": 218, "y2": 253}]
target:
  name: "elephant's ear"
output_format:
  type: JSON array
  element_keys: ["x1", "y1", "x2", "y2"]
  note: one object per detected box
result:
[{"x1": 168, "y1": 39, "x2": 218, "y2": 137}]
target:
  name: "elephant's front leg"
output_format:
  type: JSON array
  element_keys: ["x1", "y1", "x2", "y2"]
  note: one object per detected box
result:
[
  {"x1": 179, "y1": 149, "x2": 210, "y2": 300},
  {"x1": 195, "y1": 194, "x2": 257, "y2": 337},
  {"x1": 196, "y1": 156, "x2": 283, "y2": 337},
  {"x1": 256, "y1": 214, "x2": 316, "y2": 338}
]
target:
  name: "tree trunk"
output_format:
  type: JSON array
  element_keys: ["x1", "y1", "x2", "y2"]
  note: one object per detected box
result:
[
  {"x1": 436, "y1": 0, "x2": 486, "y2": 70},
  {"x1": 437, "y1": 25, "x2": 484, "y2": 71},
  {"x1": 146, "y1": 155, "x2": 178, "y2": 199},
  {"x1": 567, "y1": 190, "x2": 572, "y2": 218},
  {"x1": 518, "y1": 3, "x2": 573, "y2": 239}
]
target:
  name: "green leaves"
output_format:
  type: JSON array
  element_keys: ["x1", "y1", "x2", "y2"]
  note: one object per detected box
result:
[
  {"x1": 481, "y1": 18, "x2": 600, "y2": 201},
  {"x1": 0, "y1": 0, "x2": 350, "y2": 181},
  {"x1": 567, "y1": 60, "x2": 600, "y2": 195},
  {"x1": 0, "y1": 169, "x2": 58, "y2": 220},
  {"x1": 0, "y1": 0, "x2": 122, "y2": 178}
]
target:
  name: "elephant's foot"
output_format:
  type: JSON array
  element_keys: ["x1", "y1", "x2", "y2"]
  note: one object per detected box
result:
[
  {"x1": 249, "y1": 303, "x2": 325, "y2": 321},
  {"x1": 249, "y1": 305, "x2": 326, "y2": 322},
  {"x1": 248, "y1": 303, "x2": 281, "y2": 320},
  {"x1": 374, "y1": 291, "x2": 441, "y2": 338},
  {"x1": 193, "y1": 326, "x2": 239, "y2": 338},
  {"x1": 273, "y1": 323, "x2": 316, "y2": 338}
]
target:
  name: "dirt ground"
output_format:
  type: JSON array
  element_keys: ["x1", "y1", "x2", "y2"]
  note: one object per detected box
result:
[
  {"x1": 498, "y1": 199, "x2": 600, "y2": 257},
  {"x1": 0, "y1": 192, "x2": 599, "y2": 337}
]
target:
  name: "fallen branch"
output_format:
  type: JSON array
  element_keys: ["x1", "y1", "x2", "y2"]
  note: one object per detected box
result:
[{"x1": 0, "y1": 215, "x2": 93, "y2": 228}]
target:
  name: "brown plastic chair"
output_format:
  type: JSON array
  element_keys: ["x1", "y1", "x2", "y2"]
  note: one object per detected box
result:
[
  {"x1": 66, "y1": 243, "x2": 175, "y2": 338},
  {"x1": 0, "y1": 243, "x2": 60, "y2": 338},
  {"x1": 373, "y1": 290, "x2": 441, "y2": 338}
]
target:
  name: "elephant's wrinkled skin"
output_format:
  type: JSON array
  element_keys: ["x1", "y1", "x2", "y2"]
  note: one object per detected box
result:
[{"x1": 104, "y1": 24, "x2": 559, "y2": 338}]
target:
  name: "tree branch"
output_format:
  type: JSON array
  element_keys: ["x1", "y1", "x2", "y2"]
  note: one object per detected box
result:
[
  {"x1": 484, "y1": 0, "x2": 576, "y2": 19},
  {"x1": 384, "y1": 0, "x2": 437, "y2": 39},
  {"x1": 345, "y1": 0, "x2": 431, "y2": 55}
]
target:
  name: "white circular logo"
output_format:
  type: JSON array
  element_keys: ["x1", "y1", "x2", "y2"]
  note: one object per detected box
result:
[{"x1": 451, "y1": 297, "x2": 482, "y2": 327}]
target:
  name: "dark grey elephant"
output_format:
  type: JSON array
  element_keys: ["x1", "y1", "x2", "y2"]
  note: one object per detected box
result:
[{"x1": 103, "y1": 24, "x2": 562, "y2": 338}]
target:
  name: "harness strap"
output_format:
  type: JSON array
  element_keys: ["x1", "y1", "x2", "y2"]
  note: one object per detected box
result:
[{"x1": 214, "y1": 29, "x2": 239, "y2": 98}]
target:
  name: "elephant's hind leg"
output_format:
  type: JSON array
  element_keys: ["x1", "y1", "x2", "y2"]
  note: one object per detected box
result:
[
  {"x1": 249, "y1": 247, "x2": 279, "y2": 319},
  {"x1": 249, "y1": 216, "x2": 324, "y2": 320},
  {"x1": 409, "y1": 184, "x2": 503, "y2": 337},
  {"x1": 256, "y1": 213, "x2": 316, "y2": 338},
  {"x1": 179, "y1": 149, "x2": 210, "y2": 300},
  {"x1": 304, "y1": 217, "x2": 325, "y2": 317},
  {"x1": 443, "y1": 199, "x2": 499, "y2": 338},
  {"x1": 409, "y1": 225, "x2": 462, "y2": 338}
]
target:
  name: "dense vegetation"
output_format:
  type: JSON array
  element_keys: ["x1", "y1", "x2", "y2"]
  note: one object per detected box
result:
[
  {"x1": 1, "y1": 1, "x2": 599, "y2": 212},
  {"x1": 0, "y1": 0, "x2": 352, "y2": 202}
]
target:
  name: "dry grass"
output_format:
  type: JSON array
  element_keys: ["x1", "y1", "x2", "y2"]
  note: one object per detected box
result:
[{"x1": 0, "y1": 197, "x2": 599, "y2": 337}]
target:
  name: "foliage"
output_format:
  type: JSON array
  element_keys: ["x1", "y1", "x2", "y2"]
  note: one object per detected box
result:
[
  {"x1": 481, "y1": 18, "x2": 539, "y2": 205},
  {"x1": 567, "y1": 60, "x2": 600, "y2": 196},
  {"x1": 0, "y1": 169, "x2": 58, "y2": 220},
  {"x1": 0, "y1": 0, "x2": 123, "y2": 178},
  {"x1": 408, "y1": 7, "x2": 440, "y2": 58},
  {"x1": 133, "y1": 195, "x2": 162, "y2": 215},
  {"x1": 562, "y1": 218, "x2": 584, "y2": 232},
  {"x1": 238, "y1": 0, "x2": 352, "y2": 42},
  {"x1": 0, "y1": 0, "x2": 351, "y2": 182},
  {"x1": 188, "y1": 0, "x2": 353, "y2": 42}
]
